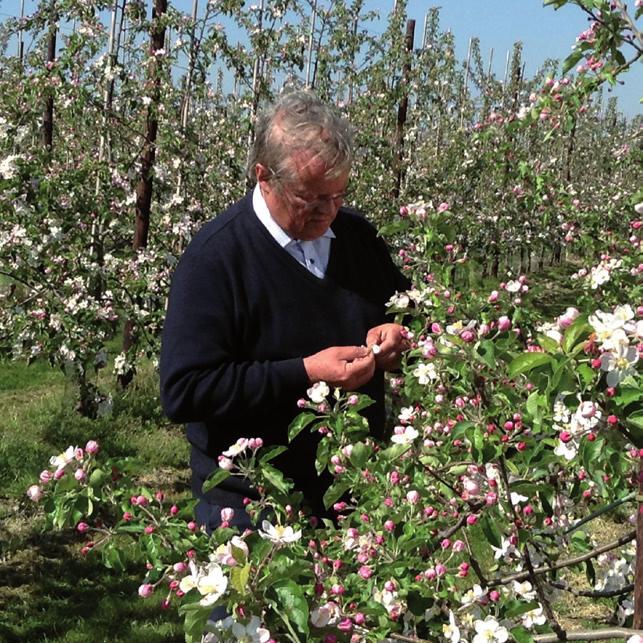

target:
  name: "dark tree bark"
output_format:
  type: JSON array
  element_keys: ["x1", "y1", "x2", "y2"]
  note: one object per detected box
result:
[
  {"x1": 119, "y1": 0, "x2": 168, "y2": 387},
  {"x1": 392, "y1": 19, "x2": 415, "y2": 201}
]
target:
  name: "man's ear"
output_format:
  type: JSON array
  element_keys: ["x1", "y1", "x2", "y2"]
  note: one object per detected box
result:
[{"x1": 255, "y1": 163, "x2": 270, "y2": 183}]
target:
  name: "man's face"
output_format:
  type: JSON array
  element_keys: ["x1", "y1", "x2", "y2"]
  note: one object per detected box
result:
[{"x1": 257, "y1": 152, "x2": 350, "y2": 241}]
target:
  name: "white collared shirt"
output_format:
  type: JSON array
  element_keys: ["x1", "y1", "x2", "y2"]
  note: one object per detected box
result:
[{"x1": 252, "y1": 184, "x2": 335, "y2": 279}]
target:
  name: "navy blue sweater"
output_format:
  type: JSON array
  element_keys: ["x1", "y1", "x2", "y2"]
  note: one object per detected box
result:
[{"x1": 160, "y1": 192, "x2": 409, "y2": 514}]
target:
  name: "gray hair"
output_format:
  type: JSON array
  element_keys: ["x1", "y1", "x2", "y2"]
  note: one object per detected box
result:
[{"x1": 246, "y1": 90, "x2": 354, "y2": 184}]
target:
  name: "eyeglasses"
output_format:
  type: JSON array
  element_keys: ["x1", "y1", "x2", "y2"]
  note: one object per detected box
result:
[
  {"x1": 264, "y1": 166, "x2": 350, "y2": 211},
  {"x1": 281, "y1": 184, "x2": 350, "y2": 211}
]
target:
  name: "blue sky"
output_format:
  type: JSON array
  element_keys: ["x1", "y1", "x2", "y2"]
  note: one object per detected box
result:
[{"x1": 1, "y1": 0, "x2": 640, "y2": 116}]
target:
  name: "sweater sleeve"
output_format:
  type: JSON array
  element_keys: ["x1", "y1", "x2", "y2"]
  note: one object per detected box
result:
[{"x1": 159, "y1": 247, "x2": 309, "y2": 424}]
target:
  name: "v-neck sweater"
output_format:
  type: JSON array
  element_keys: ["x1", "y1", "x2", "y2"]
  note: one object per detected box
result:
[{"x1": 160, "y1": 191, "x2": 410, "y2": 515}]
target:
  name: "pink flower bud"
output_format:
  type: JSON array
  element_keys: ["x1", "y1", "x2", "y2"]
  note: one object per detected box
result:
[
  {"x1": 354, "y1": 612, "x2": 366, "y2": 626},
  {"x1": 452, "y1": 539, "x2": 465, "y2": 552},
  {"x1": 85, "y1": 440, "x2": 100, "y2": 455},
  {"x1": 497, "y1": 316, "x2": 511, "y2": 331},
  {"x1": 54, "y1": 468, "x2": 65, "y2": 480},
  {"x1": 136, "y1": 495, "x2": 148, "y2": 507},
  {"x1": 27, "y1": 485, "x2": 43, "y2": 502},
  {"x1": 384, "y1": 520, "x2": 395, "y2": 532},
  {"x1": 39, "y1": 470, "x2": 53, "y2": 484},
  {"x1": 173, "y1": 561, "x2": 187, "y2": 573},
  {"x1": 74, "y1": 468, "x2": 86, "y2": 482},
  {"x1": 440, "y1": 538, "x2": 451, "y2": 549},
  {"x1": 488, "y1": 290, "x2": 499, "y2": 303},
  {"x1": 406, "y1": 490, "x2": 420, "y2": 504},
  {"x1": 359, "y1": 565, "x2": 373, "y2": 579},
  {"x1": 220, "y1": 507, "x2": 235, "y2": 523},
  {"x1": 187, "y1": 521, "x2": 197, "y2": 531},
  {"x1": 138, "y1": 583, "x2": 154, "y2": 598},
  {"x1": 77, "y1": 522, "x2": 89, "y2": 534},
  {"x1": 466, "y1": 514, "x2": 478, "y2": 526},
  {"x1": 144, "y1": 525, "x2": 155, "y2": 534},
  {"x1": 384, "y1": 580, "x2": 397, "y2": 591},
  {"x1": 170, "y1": 504, "x2": 179, "y2": 515},
  {"x1": 435, "y1": 563, "x2": 447, "y2": 577},
  {"x1": 155, "y1": 491, "x2": 165, "y2": 502},
  {"x1": 123, "y1": 511, "x2": 133, "y2": 522},
  {"x1": 218, "y1": 455, "x2": 234, "y2": 470}
]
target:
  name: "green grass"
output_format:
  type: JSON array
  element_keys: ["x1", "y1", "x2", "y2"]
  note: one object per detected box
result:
[{"x1": 0, "y1": 358, "x2": 190, "y2": 642}]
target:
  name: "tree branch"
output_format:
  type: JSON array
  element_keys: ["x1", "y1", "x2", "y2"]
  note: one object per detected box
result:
[
  {"x1": 534, "y1": 627, "x2": 643, "y2": 642},
  {"x1": 549, "y1": 579, "x2": 634, "y2": 599},
  {"x1": 488, "y1": 530, "x2": 636, "y2": 586}
]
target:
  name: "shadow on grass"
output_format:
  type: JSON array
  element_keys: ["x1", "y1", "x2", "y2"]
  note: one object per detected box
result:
[{"x1": 0, "y1": 530, "x2": 184, "y2": 643}]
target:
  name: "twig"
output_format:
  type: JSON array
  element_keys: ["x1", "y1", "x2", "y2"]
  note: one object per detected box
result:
[
  {"x1": 549, "y1": 579, "x2": 634, "y2": 599},
  {"x1": 488, "y1": 530, "x2": 636, "y2": 586},
  {"x1": 498, "y1": 455, "x2": 566, "y2": 641},
  {"x1": 563, "y1": 492, "x2": 635, "y2": 535},
  {"x1": 534, "y1": 627, "x2": 643, "y2": 642}
]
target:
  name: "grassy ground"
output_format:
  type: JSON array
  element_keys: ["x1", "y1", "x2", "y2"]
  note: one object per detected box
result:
[{"x1": 0, "y1": 359, "x2": 189, "y2": 642}]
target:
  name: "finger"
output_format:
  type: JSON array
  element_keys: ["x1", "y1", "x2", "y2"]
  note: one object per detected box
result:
[
  {"x1": 365, "y1": 328, "x2": 382, "y2": 347},
  {"x1": 333, "y1": 345, "x2": 370, "y2": 360}
]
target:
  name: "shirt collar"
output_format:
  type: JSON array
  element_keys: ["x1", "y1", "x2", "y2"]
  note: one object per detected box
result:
[{"x1": 252, "y1": 184, "x2": 335, "y2": 246}]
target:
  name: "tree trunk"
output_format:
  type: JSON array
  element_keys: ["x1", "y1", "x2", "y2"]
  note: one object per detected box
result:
[
  {"x1": 43, "y1": 0, "x2": 57, "y2": 151},
  {"x1": 119, "y1": 0, "x2": 168, "y2": 387},
  {"x1": 392, "y1": 19, "x2": 415, "y2": 201},
  {"x1": 634, "y1": 456, "x2": 643, "y2": 628}
]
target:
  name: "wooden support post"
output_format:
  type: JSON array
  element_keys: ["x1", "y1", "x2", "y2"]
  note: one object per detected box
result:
[
  {"x1": 634, "y1": 456, "x2": 643, "y2": 628},
  {"x1": 43, "y1": 0, "x2": 57, "y2": 151},
  {"x1": 392, "y1": 18, "x2": 415, "y2": 200}
]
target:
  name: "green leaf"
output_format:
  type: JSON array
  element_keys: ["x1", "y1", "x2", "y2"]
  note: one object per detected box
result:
[
  {"x1": 451, "y1": 421, "x2": 475, "y2": 441},
  {"x1": 271, "y1": 580, "x2": 310, "y2": 637},
  {"x1": 526, "y1": 390, "x2": 545, "y2": 418},
  {"x1": 260, "y1": 464, "x2": 291, "y2": 495},
  {"x1": 505, "y1": 599, "x2": 539, "y2": 618},
  {"x1": 625, "y1": 412, "x2": 643, "y2": 447},
  {"x1": 562, "y1": 316, "x2": 590, "y2": 353},
  {"x1": 508, "y1": 352, "x2": 553, "y2": 378},
  {"x1": 323, "y1": 480, "x2": 351, "y2": 509},
  {"x1": 476, "y1": 340, "x2": 496, "y2": 369},
  {"x1": 562, "y1": 50, "x2": 584, "y2": 75},
  {"x1": 202, "y1": 468, "x2": 231, "y2": 494},
  {"x1": 315, "y1": 438, "x2": 331, "y2": 475},
  {"x1": 479, "y1": 513, "x2": 502, "y2": 548},
  {"x1": 181, "y1": 601, "x2": 211, "y2": 643},
  {"x1": 380, "y1": 443, "x2": 411, "y2": 461},
  {"x1": 349, "y1": 441, "x2": 371, "y2": 469},
  {"x1": 230, "y1": 563, "x2": 251, "y2": 595},
  {"x1": 614, "y1": 386, "x2": 643, "y2": 409},
  {"x1": 510, "y1": 625, "x2": 535, "y2": 643},
  {"x1": 259, "y1": 445, "x2": 288, "y2": 464},
  {"x1": 88, "y1": 468, "x2": 107, "y2": 487},
  {"x1": 510, "y1": 481, "x2": 539, "y2": 497},
  {"x1": 288, "y1": 412, "x2": 318, "y2": 442}
]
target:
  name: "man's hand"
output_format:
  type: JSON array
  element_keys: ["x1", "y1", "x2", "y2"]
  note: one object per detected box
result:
[
  {"x1": 365, "y1": 323, "x2": 408, "y2": 371},
  {"x1": 303, "y1": 346, "x2": 376, "y2": 390}
]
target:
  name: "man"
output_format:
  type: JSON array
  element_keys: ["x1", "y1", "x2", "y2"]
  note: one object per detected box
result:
[{"x1": 160, "y1": 90, "x2": 410, "y2": 530}]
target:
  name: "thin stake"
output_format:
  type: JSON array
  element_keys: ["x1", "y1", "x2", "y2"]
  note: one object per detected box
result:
[{"x1": 305, "y1": 0, "x2": 318, "y2": 88}]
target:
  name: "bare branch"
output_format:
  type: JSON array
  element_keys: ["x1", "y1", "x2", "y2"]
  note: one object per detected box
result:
[
  {"x1": 534, "y1": 627, "x2": 643, "y2": 642},
  {"x1": 488, "y1": 530, "x2": 636, "y2": 587},
  {"x1": 549, "y1": 579, "x2": 634, "y2": 599}
]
